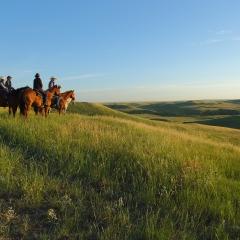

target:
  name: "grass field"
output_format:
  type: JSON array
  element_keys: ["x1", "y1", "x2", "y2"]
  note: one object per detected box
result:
[
  {"x1": 0, "y1": 103, "x2": 240, "y2": 239},
  {"x1": 105, "y1": 100, "x2": 240, "y2": 129}
]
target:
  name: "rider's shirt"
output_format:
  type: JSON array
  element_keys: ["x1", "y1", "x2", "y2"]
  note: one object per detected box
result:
[
  {"x1": 5, "y1": 79, "x2": 12, "y2": 90},
  {"x1": 48, "y1": 79, "x2": 55, "y2": 89},
  {"x1": 0, "y1": 81, "x2": 8, "y2": 91},
  {"x1": 33, "y1": 77, "x2": 43, "y2": 90}
]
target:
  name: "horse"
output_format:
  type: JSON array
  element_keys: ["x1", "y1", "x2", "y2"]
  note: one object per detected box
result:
[
  {"x1": 51, "y1": 90, "x2": 75, "y2": 115},
  {"x1": 8, "y1": 86, "x2": 30, "y2": 117},
  {"x1": 0, "y1": 89, "x2": 9, "y2": 107},
  {"x1": 20, "y1": 85, "x2": 61, "y2": 118},
  {"x1": 0, "y1": 87, "x2": 29, "y2": 117}
]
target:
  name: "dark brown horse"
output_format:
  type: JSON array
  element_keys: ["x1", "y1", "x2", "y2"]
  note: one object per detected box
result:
[
  {"x1": 0, "y1": 87, "x2": 30, "y2": 117},
  {"x1": 8, "y1": 87, "x2": 30, "y2": 117},
  {"x1": 0, "y1": 89, "x2": 8, "y2": 108},
  {"x1": 51, "y1": 90, "x2": 75, "y2": 115},
  {"x1": 20, "y1": 86, "x2": 61, "y2": 118}
]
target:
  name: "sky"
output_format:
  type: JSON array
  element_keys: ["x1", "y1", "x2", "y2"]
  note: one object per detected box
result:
[{"x1": 0, "y1": 0, "x2": 240, "y2": 102}]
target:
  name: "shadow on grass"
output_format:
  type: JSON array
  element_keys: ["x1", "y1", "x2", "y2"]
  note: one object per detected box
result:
[{"x1": 186, "y1": 115, "x2": 240, "y2": 130}]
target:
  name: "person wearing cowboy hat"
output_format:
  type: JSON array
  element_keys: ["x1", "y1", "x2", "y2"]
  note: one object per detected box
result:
[
  {"x1": 48, "y1": 76, "x2": 57, "y2": 89},
  {"x1": 0, "y1": 76, "x2": 9, "y2": 102},
  {"x1": 5, "y1": 76, "x2": 13, "y2": 91},
  {"x1": 33, "y1": 73, "x2": 43, "y2": 91},
  {"x1": 33, "y1": 73, "x2": 47, "y2": 105},
  {"x1": 0, "y1": 76, "x2": 8, "y2": 92}
]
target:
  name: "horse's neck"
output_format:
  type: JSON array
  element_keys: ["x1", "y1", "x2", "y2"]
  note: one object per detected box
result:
[
  {"x1": 46, "y1": 91, "x2": 53, "y2": 97},
  {"x1": 47, "y1": 89, "x2": 57, "y2": 97},
  {"x1": 61, "y1": 91, "x2": 72, "y2": 100}
]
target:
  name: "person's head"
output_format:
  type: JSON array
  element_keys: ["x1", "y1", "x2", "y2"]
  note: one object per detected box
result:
[
  {"x1": 0, "y1": 76, "x2": 5, "y2": 82},
  {"x1": 7, "y1": 76, "x2": 12, "y2": 81},
  {"x1": 35, "y1": 73, "x2": 40, "y2": 78},
  {"x1": 50, "y1": 77, "x2": 57, "y2": 81}
]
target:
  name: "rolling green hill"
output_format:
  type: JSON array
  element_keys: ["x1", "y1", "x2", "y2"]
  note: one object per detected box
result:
[
  {"x1": 0, "y1": 103, "x2": 240, "y2": 239},
  {"x1": 105, "y1": 100, "x2": 240, "y2": 116},
  {"x1": 105, "y1": 100, "x2": 240, "y2": 129}
]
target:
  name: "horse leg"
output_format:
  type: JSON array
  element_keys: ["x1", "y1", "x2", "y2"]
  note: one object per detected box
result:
[
  {"x1": 34, "y1": 106, "x2": 39, "y2": 115},
  {"x1": 58, "y1": 105, "x2": 63, "y2": 115},
  {"x1": 25, "y1": 101, "x2": 32, "y2": 118},
  {"x1": 8, "y1": 107, "x2": 12, "y2": 116},
  {"x1": 24, "y1": 104, "x2": 29, "y2": 118},
  {"x1": 13, "y1": 106, "x2": 17, "y2": 118},
  {"x1": 39, "y1": 106, "x2": 44, "y2": 116},
  {"x1": 45, "y1": 106, "x2": 49, "y2": 117}
]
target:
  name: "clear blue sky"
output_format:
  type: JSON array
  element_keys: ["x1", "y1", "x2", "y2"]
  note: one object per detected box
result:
[{"x1": 1, "y1": 0, "x2": 240, "y2": 102}]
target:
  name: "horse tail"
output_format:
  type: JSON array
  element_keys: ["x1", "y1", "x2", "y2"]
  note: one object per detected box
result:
[{"x1": 19, "y1": 93, "x2": 27, "y2": 115}]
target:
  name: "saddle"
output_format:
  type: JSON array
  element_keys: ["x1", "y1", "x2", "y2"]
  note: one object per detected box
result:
[{"x1": 33, "y1": 89, "x2": 45, "y2": 99}]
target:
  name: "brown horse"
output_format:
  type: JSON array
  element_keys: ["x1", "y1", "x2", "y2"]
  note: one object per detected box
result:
[
  {"x1": 44, "y1": 86, "x2": 61, "y2": 117},
  {"x1": 0, "y1": 87, "x2": 29, "y2": 117},
  {"x1": 8, "y1": 87, "x2": 30, "y2": 117},
  {"x1": 0, "y1": 89, "x2": 9, "y2": 108},
  {"x1": 51, "y1": 90, "x2": 75, "y2": 114},
  {"x1": 20, "y1": 86, "x2": 61, "y2": 118}
]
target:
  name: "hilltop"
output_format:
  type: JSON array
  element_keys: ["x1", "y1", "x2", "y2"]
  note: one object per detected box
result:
[{"x1": 0, "y1": 103, "x2": 239, "y2": 239}]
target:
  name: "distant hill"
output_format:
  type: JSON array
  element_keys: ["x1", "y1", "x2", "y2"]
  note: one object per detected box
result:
[
  {"x1": 106, "y1": 100, "x2": 240, "y2": 129},
  {"x1": 106, "y1": 100, "x2": 240, "y2": 116}
]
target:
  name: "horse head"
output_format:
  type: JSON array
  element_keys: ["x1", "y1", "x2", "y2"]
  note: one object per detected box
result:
[
  {"x1": 70, "y1": 90, "x2": 75, "y2": 101},
  {"x1": 49, "y1": 85, "x2": 61, "y2": 96}
]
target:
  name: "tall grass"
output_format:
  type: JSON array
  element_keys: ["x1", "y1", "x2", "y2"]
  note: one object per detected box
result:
[{"x1": 0, "y1": 107, "x2": 239, "y2": 239}]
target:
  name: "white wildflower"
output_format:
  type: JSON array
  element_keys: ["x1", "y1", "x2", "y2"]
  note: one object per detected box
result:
[
  {"x1": 47, "y1": 208, "x2": 57, "y2": 221},
  {"x1": 4, "y1": 207, "x2": 17, "y2": 222},
  {"x1": 62, "y1": 194, "x2": 72, "y2": 205}
]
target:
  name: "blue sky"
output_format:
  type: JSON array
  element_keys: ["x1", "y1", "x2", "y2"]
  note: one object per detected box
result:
[{"x1": 0, "y1": 0, "x2": 240, "y2": 102}]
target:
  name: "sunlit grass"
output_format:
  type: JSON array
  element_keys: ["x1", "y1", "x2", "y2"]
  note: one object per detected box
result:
[{"x1": 0, "y1": 104, "x2": 239, "y2": 239}]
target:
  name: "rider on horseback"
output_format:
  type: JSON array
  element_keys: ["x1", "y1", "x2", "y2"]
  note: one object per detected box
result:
[
  {"x1": 33, "y1": 73, "x2": 47, "y2": 105},
  {"x1": 0, "y1": 77, "x2": 8, "y2": 92},
  {"x1": 5, "y1": 76, "x2": 14, "y2": 92},
  {"x1": 48, "y1": 76, "x2": 57, "y2": 89},
  {"x1": 0, "y1": 76, "x2": 9, "y2": 103}
]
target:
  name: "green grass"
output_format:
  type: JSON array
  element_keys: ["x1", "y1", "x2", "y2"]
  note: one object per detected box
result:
[
  {"x1": 105, "y1": 100, "x2": 240, "y2": 117},
  {"x1": 105, "y1": 100, "x2": 240, "y2": 129},
  {"x1": 0, "y1": 103, "x2": 240, "y2": 239}
]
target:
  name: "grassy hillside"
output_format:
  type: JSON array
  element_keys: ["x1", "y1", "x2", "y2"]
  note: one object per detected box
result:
[
  {"x1": 105, "y1": 100, "x2": 240, "y2": 129},
  {"x1": 0, "y1": 103, "x2": 240, "y2": 239},
  {"x1": 105, "y1": 100, "x2": 240, "y2": 116}
]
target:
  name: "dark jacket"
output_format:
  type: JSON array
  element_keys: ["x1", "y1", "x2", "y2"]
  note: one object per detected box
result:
[
  {"x1": 5, "y1": 79, "x2": 12, "y2": 90},
  {"x1": 33, "y1": 77, "x2": 43, "y2": 90}
]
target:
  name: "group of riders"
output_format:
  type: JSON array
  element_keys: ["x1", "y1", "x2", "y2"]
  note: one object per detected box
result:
[
  {"x1": 0, "y1": 73, "x2": 75, "y2": 117},
  {"x1": 0, "y1": 73, "x2": 57, "y2": 103}
]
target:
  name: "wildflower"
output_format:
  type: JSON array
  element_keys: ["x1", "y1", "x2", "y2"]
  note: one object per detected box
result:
[
  {"x1": 62, "y1": 194, "x2": 72, "y2": 205},
  {"x1": 47, "y1": 208, "x2": 57, "y2": 221},
  {"x1": 4, "y1": 207, "x2": 17, "y2": 222}
]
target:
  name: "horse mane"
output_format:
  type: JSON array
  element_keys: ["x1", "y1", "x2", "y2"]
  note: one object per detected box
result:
[
  {"x1": 48, "y1": 85, "x2": 60, "y2": 92},
  {"x1": 11, "y1": 86, "x2": 30, "y2": 96},
  {"x1": 60, "y1": 90, "x2": 74, "y2": 99},
  {"x1": 64, "y1": 90, "x2": 74, "y2": 94}
]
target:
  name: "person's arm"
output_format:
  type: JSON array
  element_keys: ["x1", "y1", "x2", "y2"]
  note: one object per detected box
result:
[
  {"x1": 0, "y1": 82, "x2": 8, "y2": 89},
  {"x1": 39, "y1": 79, "x2": 43, "y2": 89},
  {"x1": 6, "y1": 80, "x2": 11, "y2": 88}
]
